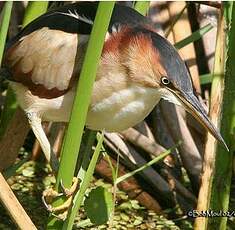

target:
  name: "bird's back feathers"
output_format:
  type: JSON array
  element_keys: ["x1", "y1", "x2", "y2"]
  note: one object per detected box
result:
[
  {"x1": 6, "y1": 3, "x2": 150, "y2": 49},
  {"x1": 3, "y1": 3, "x2": 153, "y2": 99}
]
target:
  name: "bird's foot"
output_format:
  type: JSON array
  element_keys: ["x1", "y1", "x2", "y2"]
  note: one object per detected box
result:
[{"x1": 42, "y1": 177, "x2": 80, "y2": 220}]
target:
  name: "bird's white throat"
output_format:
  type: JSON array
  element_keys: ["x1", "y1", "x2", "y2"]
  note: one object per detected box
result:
[{"x1": 157, "y1": 88, "x2": 182, "y2": 107}]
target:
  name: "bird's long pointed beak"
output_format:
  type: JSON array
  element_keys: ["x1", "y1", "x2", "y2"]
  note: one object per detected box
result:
[{"x1": 173, "y1": 91, "x2": 229, "y2": 151}]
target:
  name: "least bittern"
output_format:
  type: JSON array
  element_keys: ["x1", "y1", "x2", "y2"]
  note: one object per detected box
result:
[{"x1": 0, "y1": 2, "x2": 228, "y2": 218}]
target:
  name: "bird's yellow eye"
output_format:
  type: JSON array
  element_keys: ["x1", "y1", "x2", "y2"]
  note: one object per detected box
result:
[{"x1": 161, "y1": 76, "x2": 170, "y2": 85}]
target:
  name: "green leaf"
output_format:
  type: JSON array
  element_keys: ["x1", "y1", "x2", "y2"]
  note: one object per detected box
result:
[
  {"x1": 120, "y1": 213, "x2": 130, "y2": 221},
  {"x1": 84, "y1": 186, "x2": 114, "y2": 225},
  {"x1": 22, "y1": 167, "x2": 34, "y2": 177},
  {"x1": 174, "y1": 23, "x2": 213, "y2": 49},
  {"x1": 75, "y1": 219, "x2": 92, "y2": 228},
  {"x1": 130, "y1": 200, "x2": 142, "y2": 209},
  {"x1": 118, "y1": 201, "x2": 132, "y2": 210}
]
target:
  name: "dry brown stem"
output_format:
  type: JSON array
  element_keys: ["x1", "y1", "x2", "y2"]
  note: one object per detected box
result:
[
  {"x1": 168, "y1": 1, "x2": 201, "y2": 94},
  {"x1": 160, "y1": 102, "x2": 202, "y2": 191},
  {"x1": 0, "y1": 108, "x2": 30, "y2": 171},
  {"x1": 96, "y1": 157, "x2": 162, "y2": 214},
  {"x1": 194, "y1": 12, "x2": 224, "y2": 229},
  {"x1": 104, "y1": 132, "x2": 175, "y2": 205},
  {"x1": 120, "y1": 128, "x2": 166, "y2": 157},
  {"x1": 0, "y1": 173, "x2": 37, "y2": 229}
]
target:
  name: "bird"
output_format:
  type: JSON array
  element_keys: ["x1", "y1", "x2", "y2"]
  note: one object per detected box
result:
[
  {"x1": 0, "y1": 1, "x2": 229, "y2": 219},
  {"x1": 1, "y1": 2, "x2": 228, "y2": 178}
]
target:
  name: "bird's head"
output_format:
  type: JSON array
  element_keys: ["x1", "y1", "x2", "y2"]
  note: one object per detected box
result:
[{"x1": 113, "y1": 27, "x2": 228, "y2": 150}]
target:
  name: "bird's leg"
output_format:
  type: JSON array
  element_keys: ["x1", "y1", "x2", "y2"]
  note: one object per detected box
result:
[
  {"x1": 26, "y1": 111, "x2": 59, "y2": 173},
  {"x1": 26, "y1": 112, "x2": 79, "y2": 220}
]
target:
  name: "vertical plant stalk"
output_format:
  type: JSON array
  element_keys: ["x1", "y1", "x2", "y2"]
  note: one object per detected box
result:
[
  {"x1": 22, "y1": 1, "x2": 48, "y2": 26},
  {"x1": 0, "y1": 3, "x2": 35, "y2": 228},
  {"x1": 208, "y1": 2, "x2": 235, "y2": 229},
  {"x1": 0, "y1": 2, "x2": 13, "y2": 137},
  {"x1": 195, "y1": 2, "x2": 235, "y2": 229},
  {"x1": 194, "y1": 12, "x2": 225, "y2": 230},
  {"x1": 76, "y1": 130, "x2": 97, "y2": 180},
  {"x1": 134, "y1": 1, "x2": 150, "y2": 15},
  {"x1": 0, "y1": 2, "x2": 12, "y2": 64},
  {"x1": 62, "y1": 132, "x2": 104, "y2": 230},
  {"x1": 168, "y1": 1, "x2": 201, "y2": 94},
  {"x1": 47, "y1": 2, "x2": 115, "y2": 228},
  {"x1": 0, "y1": 2, "x2": 48, "y2": 228}
]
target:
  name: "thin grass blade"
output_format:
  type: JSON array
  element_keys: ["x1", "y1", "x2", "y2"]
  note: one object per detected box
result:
[
  {"x1": 0, "y1": 2, "x2": 12, "y2": 64},
  {"x1": 200, "y1": 73, "x2": 213, "y2": 85},
  {"x1": 175, "y1": 23, "x2": 213, "y2": 49},
  {"x1": 115, "y1": 143, "x2": 180, "y2": 185},
  {"x1": 62, "y1": 131, "x2": 104, "y2": 230},
  {"x1": 77, "y1": 130, "x2": 97, "y2": 180},
  {"x1": 165, "y1": 4, "x2": 187, "y2": 38}
]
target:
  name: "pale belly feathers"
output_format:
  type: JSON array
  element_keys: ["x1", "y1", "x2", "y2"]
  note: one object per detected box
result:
[
  {"x1": 10, "y1": 81, "x2": 162, "y2": 132},
  {"x1": 87, "y1": 85, "x2": 161, "y2": 131}
]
